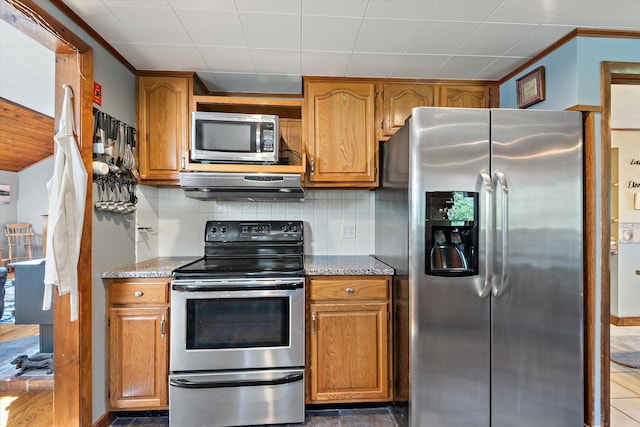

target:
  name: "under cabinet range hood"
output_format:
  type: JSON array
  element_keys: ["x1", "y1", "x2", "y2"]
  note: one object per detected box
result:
[{"x1": 179, "y1": 171, "x2": 304, "y2": 201}]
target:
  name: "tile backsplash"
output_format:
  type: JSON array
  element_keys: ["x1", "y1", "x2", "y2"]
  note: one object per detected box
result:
[{"x1": 135, "y1": 186, "x2": 376, "y2": 260}]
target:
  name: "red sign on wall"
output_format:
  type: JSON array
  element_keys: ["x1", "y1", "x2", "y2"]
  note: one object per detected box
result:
[{"x1": 93, "y1": 82, "x2": 102, "y2": 106}]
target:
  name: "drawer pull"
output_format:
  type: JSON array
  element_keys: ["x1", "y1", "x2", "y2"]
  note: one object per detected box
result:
[
  {"x1": 345, "y1": 287, "x2": 355, "y2": 294},
  {"x1": 133, "y1": 291, "x2": 143, "y2": 297},
  {"x1": 312, "y1": 312, "x2": 317, "y2": 334},
  {"x1": 160, "y1": 315, "x2": 166, "y2": 338}
]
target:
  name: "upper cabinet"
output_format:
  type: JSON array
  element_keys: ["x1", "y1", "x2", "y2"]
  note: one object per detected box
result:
[
  {"x1": 303, "y1": 78, "x2": 377, "y2": 188},
  {"x1": 377, "y1": 82, "x2": 437, "y2": 141},
  {"x1": 439, "y1": 84, "x2": 495, "y2": 108},
  {"x1": 137, "y1": 72, "x2": 205, "y2": 185}
]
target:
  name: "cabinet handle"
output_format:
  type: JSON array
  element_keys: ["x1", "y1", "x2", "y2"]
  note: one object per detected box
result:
[
  {"x1": 133, "y1": 291, "x2": 143, "y2": 297},
  {"x1": 310, "y1": 158, "x2": 315, "y2": 175},
  {"x1": 160, "y1": 314, "x2": 166, "y2": 338},
  {"x1": 345, "y1": 287, "x2": 354, "y2": 293},
  {"x1": 312, "y1": 312, "x2": 317, "y2": 335}
]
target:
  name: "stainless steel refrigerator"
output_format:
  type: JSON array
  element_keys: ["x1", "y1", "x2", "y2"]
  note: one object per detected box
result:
[{"x1": 375, "y1": 107, "x2": 583, "y2": 427}]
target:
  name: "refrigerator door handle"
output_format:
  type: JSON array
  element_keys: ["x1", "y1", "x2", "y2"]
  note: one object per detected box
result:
[
  {"x1": 479, "y1": 169, "x2": 493, "y2": 299},
  {"x1": 493, "y1": 168, "x2": 509, "y2": 296}
]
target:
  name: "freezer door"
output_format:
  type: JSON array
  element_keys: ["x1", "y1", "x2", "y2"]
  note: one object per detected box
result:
[
  {"x1": 409, "y1": 107, "x2": 491, "y2": 427},
  {"x1": 490, "y1": 109, "x2": 583, "y2": 427}
]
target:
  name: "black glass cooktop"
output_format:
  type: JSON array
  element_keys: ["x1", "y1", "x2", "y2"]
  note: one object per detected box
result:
[{"x1": 172, "y1": 256, "x2": 305, "y2": 280}]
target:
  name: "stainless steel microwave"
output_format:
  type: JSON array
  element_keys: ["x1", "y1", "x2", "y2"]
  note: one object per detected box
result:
[{"x1": 190, "y1": 112, "x2": 279, "y2": 164}]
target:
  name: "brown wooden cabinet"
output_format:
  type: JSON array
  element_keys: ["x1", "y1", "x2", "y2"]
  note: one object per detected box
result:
[
  {"x1": 439, "y1": 84, "x2": 494, "y2": 108},
  {"x1": 303, "y1": 78, "x2": 378, "y2": 188},
  {"x1": 307, "y1": 276, "x2": 392, "y2": 403},
  {"x1": 106, "y1": 278, "x2": 170, "y2": 411},
  {"x1": 137, "y1": 72, "x2": 204, "y2": 185},
  {"x1": 377, "y1": 82, "x2": 437, "y2": 141}
]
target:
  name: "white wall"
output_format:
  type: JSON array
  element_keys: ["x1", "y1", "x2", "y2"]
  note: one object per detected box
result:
[
  {"x1": 135, "y1": 188, "x2": 376, "y2": 259},
  {"x1": 0, "y1": 171, "x2": 19, "y2": 260},
  {"x1": 611, "y1": 129, "x2": 640, "y2": 318}
]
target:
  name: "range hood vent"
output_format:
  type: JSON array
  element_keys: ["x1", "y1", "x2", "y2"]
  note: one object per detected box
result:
[{"x1": 179, "y1": 172, "x2": 304, "y2": 202}]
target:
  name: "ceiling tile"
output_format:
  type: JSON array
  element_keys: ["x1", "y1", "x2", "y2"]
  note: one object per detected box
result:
[
  {"x1": 346, "y1": 53, "x2": 401, "y2": 77},
  {"x1": 426, "y1": 0, "x2": 502, "y2": 22},
  {"x1": 365, "y1": 0, "x2": 435, "y2": 20},
  {"x1": 390, "y1": 54, "x2": 450, "y2": 79},
  {"x1": 487, "y1": 0, "x2": 564, "y2": 24},
  {"x1": 250, "y1": 49, "x2": 301, "y2": 74},
  {"x1": 176, "y1": 9, "x2": 246, "y2": 47},
  {"x1": 504, "y1": 25, "x2": 574, "y2": 57},
  {"x1": 101, "y1": 0, "x2": 171, "y2": 7},
  {"x1": 473, "y1": 56, "x2": 528, "y2": 80},
  {"x1": 407, "y1": 21, "x2": 480, "y2": 55},
  {"x1": 211, "y1": 72, "x2": 262, "y2": 92},
  {"x1": 546, "y1": 0, "x2": 640, "y2": 26},
  {"x1": 63, "y1": 0, "x2": 135, "y2": 44},
  {"x1": 113, "y1": 43, "x2": 208, "y2": 70},
  {"x1": 193, "y1": 71, "x2": 221, "y2": 91},
  {"x1": 354, "y1": 18, "x2": 422, "y2": 53},
  {"x1": 302, "y1": 51, "x2": 351, "y2": 76},
  {"x1": 256, "y1": 74, "x2": 302, "y2": 94},
  {"x1": 456, "y1": 23, "x2": 537, "y2": 56},
  {"x1": 198, "y1": 46, "x2": 254, "y2": 72},
  {"x1": 600, "y1": 2, "x2": 640, "y2": 27},
  {"x1": 302, "y1": 0, "x2": 368, "y2": 17},
  {"x1": 235, "y1": 0, "x2": 301, "y2": 14},
  {"x1": 108, "y1": 6, "x2": 191, "y2": 44},
  {"x1": 239, "y1": 12, "x2": 301, "y2": 49},
  {"x1": 302, "y1": 16, "x2": 361, "y2": 51},
  {"x1": 434, "y1": 55, "x2": 498, "y2": 79},
  {"x1": 168, "y1": 0, "x2": 236, "y2": 11}
]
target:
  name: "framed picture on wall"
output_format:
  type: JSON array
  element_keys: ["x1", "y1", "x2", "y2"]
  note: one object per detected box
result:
[{"x1": 516, "y1": 66, "x2": 545, "y2": 108}]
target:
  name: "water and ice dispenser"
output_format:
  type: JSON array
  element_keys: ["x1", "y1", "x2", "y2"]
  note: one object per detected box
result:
[{"x1": 425, "y1": 191, "x2": 478, "y2": 276}]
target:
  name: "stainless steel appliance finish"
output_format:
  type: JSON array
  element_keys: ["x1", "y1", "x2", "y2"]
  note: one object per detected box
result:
[
  {"x1": 375, "y1": 107, "x2": 583, "y2": 427},
  {"x1": 170, "y1": 278, "x2": 304, "y2": 372},
  {"x1": 179, "y1": 171, "x2": 304, "y2": 201},
  {"x1": 170, "y1": 220, "x2": 305, "y2": 427},
  {"x1": 190, "y1": 111, "x2": 278, "y2": 164},
  {"x1": 169, "y1": 369, "x2": 305, "y2": 427}
]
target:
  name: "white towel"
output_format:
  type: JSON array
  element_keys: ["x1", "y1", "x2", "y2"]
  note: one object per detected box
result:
[{"x1": 43, "y1": 85, "x2": 88, "y2": 321}]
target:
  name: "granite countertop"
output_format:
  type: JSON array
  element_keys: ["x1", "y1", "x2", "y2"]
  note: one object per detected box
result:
[
  {"x1": 101, "y1": 257, "x2": 198, "y2": 279},
  {"x1": 102, "y1": 255, "x2": 394, "y2": 279},
  {"x1": 305, "y1": 255, "x2": 394, "y2": 276}
]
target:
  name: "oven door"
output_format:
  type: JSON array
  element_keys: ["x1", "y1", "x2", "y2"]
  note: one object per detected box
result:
[{"x1": 170, "y1": 277, "x2": 304, "y2": 372}]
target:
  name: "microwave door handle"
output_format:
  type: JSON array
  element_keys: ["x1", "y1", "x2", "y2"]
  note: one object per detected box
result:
[{"x1": 169, "y1": 373, "x2": 303, "y2": 389}]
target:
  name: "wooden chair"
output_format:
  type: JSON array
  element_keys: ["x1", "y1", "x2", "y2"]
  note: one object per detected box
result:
[{"x1": 5, "y1": 223, "x2": 34, "y2": 264}]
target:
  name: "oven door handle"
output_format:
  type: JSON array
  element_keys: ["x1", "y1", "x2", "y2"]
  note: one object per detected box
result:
[
  {"x1": 172, "y1": 279, "x2": 304, "y2": 292},
  {"x1": 169, "y1": 373, "x2": 304, "y2": 389}
]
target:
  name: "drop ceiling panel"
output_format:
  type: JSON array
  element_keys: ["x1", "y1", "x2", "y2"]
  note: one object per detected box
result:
[
  {"x1": 457, "y1": 23, "x2": 538, "y2": 56},
  {"x1": 353, "y1": 18, "x2": 423, "y2": 53},
  {"x1": 302, "y1": 0, "x2": 368, "y2": 17},
  {"x1": 473, "y1": 56, "x2": 529, "y2": 80},
  {"x1": 301, "y1": 51, "x2": 351, "y2": 76},
  {"x1": 199, "y1": 46, "x2": 254, "y2": 73},
  {"x1": 251, "y1": 49, "x2": 301, "y2": 74},
  {"x1": 168, "y1": 0, "x2": 237, "y2": 11},
  {"x1": 347, "y1": 53, "x2": 401, "y2": 77},
  {"x1": 108, "y1": 6, "x2": 191, "y2": 44},
  {"x1": 426, "y1": 0, "x2": 502, "y2": 22},
  {"x1": 434, "y1": 56, "x2": 499, "y2": 79},
  {"x1": 239, "y1": 12, "x2": 301, "y2": 49},
  {"x1": 406, "y1": 21, "x2": 481, "y2": 55},
  {"x1": 390, "y1": 54, "x2": 450, "y2": 79},
  {"x1": 365, "y1": 0, "x2": 435, "y2": 20},
  {"x1": 302, "y1": 16, "x2": 362, "y2": 51},
  {"x1": 176, "y1": 9, "x2": 247, "y2": 47}
]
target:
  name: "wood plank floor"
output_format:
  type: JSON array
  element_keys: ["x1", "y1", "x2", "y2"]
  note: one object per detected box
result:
[
  {"x1": 0, "y1": 391, "x2": 53, "y2": 427},
  {"x1": 0, "y1": 325, "x2": 38, "y2": 343}
]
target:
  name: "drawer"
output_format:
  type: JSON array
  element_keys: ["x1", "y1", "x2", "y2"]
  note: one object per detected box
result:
[
  {"x1": 110, "y1": 280, "x2": 169, "y2": 304},
  {"x1": 309, "y1": 278, "x2": 388, "y2": 301}
]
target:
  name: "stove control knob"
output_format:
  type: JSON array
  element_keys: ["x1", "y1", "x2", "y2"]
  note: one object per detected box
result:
[
  {"x1": 289, "y1": 224, "x2": 298, "y2": 232},
  {"x1": 220, "y1": 226, "x2": 227, "y2": 233},
  {"x1": 210, "y1": 226, "x2": 217, "y2": 233},
  {"x1": 281, "y1": 225, "x2": 289, "y2": 232}
]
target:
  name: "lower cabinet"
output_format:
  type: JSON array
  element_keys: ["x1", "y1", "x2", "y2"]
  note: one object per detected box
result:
[
  {"x1": 307, "y1": 276, "x2": 392, "y2": 404},
  {"x1": 106, "y1": 278, "x2": 169, "y2": 411}
]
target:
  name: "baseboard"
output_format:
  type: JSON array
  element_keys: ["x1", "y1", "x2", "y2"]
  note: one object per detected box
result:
[
  {"x1": 611, "y1": 316, "x2": 640, "y2": 326},
  {"x1": 92, "y1": 411, "x2": 115, "y2": 427}
]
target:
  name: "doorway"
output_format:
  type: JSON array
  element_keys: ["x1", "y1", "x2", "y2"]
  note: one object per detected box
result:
[{"x1": 0, "y1": 1, "x2": 94, "y2": 425}]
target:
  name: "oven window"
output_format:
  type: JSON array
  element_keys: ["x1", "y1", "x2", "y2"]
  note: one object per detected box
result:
[{"x1": 186, "y1": 297, "x2": 290, "y2": 349}]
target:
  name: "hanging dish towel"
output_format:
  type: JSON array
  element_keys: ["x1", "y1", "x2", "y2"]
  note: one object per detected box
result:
[{"x1": 43, "y1": 85, "x2": 88, "y2": 321}]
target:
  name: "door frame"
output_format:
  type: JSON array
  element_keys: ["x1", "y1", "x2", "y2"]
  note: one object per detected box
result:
[
  {"x1": 600, "y1": 61, "x2": 640, "y2": 427},
  {"x1": 0, "y1": 1, "x2": 94, "y2": 425}
]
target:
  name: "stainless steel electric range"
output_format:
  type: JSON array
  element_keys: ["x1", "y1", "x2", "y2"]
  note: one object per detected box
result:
[{"x1": 169, "y1": 220, "x2": 305, "y2": 427}]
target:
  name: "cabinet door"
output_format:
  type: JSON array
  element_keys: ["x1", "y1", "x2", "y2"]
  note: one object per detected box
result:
[
  {"x1": 378, "y1": 83, "x2": 436, "y2": 139},
  {"x1": 304, "y1": 81, "x2": 377, "y2": 187},
  {"x1": 309, "y1": 302, "x2": 389, "y2": 403},
  {"x1": 439, "y1": 85, "x2": 491, "y2": 108},
  {"x1": 109, "y1": 307, "x2": 168, "y2": 410},
  {"x1": 137, "y1": 76, "x2": 189, "y2": 184}
]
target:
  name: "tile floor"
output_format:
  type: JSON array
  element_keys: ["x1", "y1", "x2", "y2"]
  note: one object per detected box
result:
[
  {"x1": 611, "y1": 325, "x2": 640, "y2": 426},
  {"x1": 111, "y1": 406, "x2": 405, "y2": 426}
]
